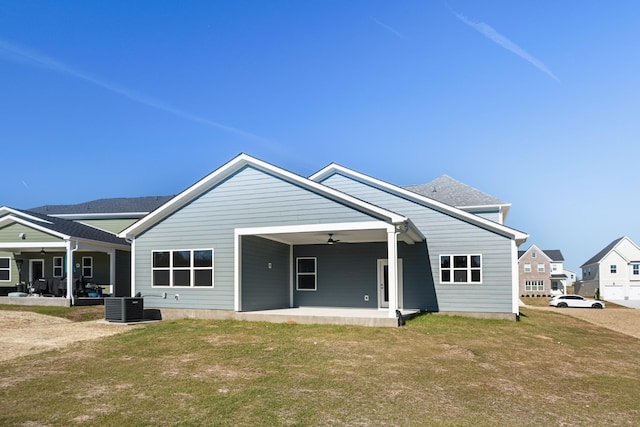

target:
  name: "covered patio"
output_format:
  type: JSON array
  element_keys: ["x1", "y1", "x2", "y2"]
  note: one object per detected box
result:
[{"x1": 235, "y1": 220, "x2": 425, "y2": 320}]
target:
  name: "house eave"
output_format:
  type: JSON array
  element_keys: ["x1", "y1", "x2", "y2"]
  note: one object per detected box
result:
[
  {"x1": 310, "y1": 164, "x2": 528, "y2": 244},
  {"x1": 119, "y1": 154, "x2": 410, "y2": 239}
]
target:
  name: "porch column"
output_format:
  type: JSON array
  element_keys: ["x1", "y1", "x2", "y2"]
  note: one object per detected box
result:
[
  {"x1": 387, "y1": 229, "x2": 399, "y2": 318},
  {"x1": 65, "y1": 241, "x2": 74, "y2": 301}
]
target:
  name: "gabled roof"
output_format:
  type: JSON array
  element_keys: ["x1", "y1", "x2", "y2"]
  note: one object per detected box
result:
[
  {"x1": 119, "y1": 153, "x2": 421, "y2": 240},
  {"x1": 0, "y1": 207, "x2": 129, "y2": 247},
  {"x1": 518, "y1": 246, "x2": 564, "y2": 261},
  {"x1": 580, "y1": 236, "x2": 637, "y2": 267},
  {"x1": 403, "y1": 175, "x2": 507, "y2": 208},
  {"x1": 29, "y1": 196, "x2": 174, "y2": 218},
  {"x1": 309, "y1": 164, "x2": 528, "y2": 244}
]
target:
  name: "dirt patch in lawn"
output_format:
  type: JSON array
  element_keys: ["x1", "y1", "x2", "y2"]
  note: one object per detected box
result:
[
  {"x1": 0, "y1": 311, "x2": 137, "y2": 362},
  {"x1": 526, "y1": 306, "x2": 640, "y2": 340},
  {"x1": 2, "y1": 305, "x2": 638, "y2": 365}
]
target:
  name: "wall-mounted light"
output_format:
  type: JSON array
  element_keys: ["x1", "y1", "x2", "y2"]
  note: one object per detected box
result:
[
  {"x1": 40, "y1": 248, "x2": 45, "y2": 255},
  {"x1": 19, "y1": 233, "x2": 26, "y2": 240},
  {"x1": 268, "y1": 262, "x2": 272, "y2": 269}
]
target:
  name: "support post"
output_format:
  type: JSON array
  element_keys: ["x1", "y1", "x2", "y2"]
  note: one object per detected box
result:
[
  {"x1": 387, "y1": 229, "x2": 399, "y2": 318},
  {"x1": 65, "y1": 241, "x2": 74, "y2": 302}
]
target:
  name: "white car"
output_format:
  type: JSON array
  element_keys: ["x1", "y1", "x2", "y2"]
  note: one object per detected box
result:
[{"x1": 549, "y1": 295, "x2": 605, "y2": 309}]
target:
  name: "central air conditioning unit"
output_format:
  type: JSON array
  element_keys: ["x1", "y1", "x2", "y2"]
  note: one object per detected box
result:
[{"x1": 105, "y1": 297, "x2": 144, "y2": 323}]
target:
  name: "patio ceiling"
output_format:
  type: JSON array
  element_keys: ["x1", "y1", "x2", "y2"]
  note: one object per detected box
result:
[{"x1": 256, "y1": 228, "x2": 396, "y2": 246}]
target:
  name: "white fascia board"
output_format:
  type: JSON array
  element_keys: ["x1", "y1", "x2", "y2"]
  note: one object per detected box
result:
[
  {"x1": 236, "y1": 221, "x2": 394, "y2": 236},
  {"x1": 120, "y1": 154, "x2": 408, "y2": 239},
  {"x1": 0, "y1": 241, "x2": 68, "y2": 250},
  {"x1": 310, "y1": 164, "x2": 528, "y2": 243},
  {"x1": 0, "y1": 214, "x2": 129, "y2": 251},
  {"x1": 0, "y1": 215, "x2": 69, "y2": 240},
  {"x1": 0, "y1": 207, "x2": 53, "y2": 224},
  {"x1": 52, "y1": 212, "x2": 149, "y2": 220}
]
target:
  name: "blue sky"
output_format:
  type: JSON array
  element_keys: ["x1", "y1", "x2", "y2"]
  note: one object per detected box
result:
[{"x1": 1, "y1": 1, "x2": 639, "y2": 274}]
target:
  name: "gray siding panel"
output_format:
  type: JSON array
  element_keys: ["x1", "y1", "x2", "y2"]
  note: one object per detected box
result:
[
  {"x1": 115, "y1": 249, "x2": 131, "y2": 297},
  {"x1": 293, "y1": 242, "x2": 436, "y2": 310},
  {"x1": 321, "y1": 174, "x2": 514, "y2": 313},
  {"x1": 241, "y1": 236, "x2": 290, "y2": 311},
  {"x1": 134, "y1": 166, "x2": 376, "y2": 310}
]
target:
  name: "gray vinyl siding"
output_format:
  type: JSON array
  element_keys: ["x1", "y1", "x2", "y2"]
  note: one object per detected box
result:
[
  {"x1": 321, "y1": 174, "x2": 514, "y2": 313},
  {"x1": 294, "y1": 242, "x2": 433, "y2": 309},
  {"x1": 78, "y1": 219, "x2": 139, "y2": 234},
  {"x1": 133, "y1": 166, "x2": 377, "y2": 310},
  {"x1": 115, "y1": 249, "x2": 131, "y2": 297},
  {"x1": 473, "y1": 211, "x2": 501, "y2": 223},
  {"x1": 241, "y1": 236, "x2": 290, "y2": 311}
]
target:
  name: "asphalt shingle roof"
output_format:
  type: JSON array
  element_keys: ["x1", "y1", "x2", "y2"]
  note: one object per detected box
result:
[
  {"x1": 403, "y1": 175, "x2": 506, "y2": 207},
  {"x1": 518, "y1": 249, "x2": 565, "y2": 261},
  {"x1": 17, "y1": 209, "x2": 129, "y2": 246},
  {"x1": 29, "y1": 196, "x2": 174, "y2": 215},
  {"x1": 580, "y1": 237, "x2": 625, "y2": 267}
]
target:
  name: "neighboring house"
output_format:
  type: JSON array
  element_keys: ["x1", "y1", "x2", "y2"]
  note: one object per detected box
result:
[
  {"x1": 564, "y1": 269, "x2": 577, "y2": 288},
  {"x1": 29, "y1": 196, "x2": 174, "y2": 234},
  {"x1": 0, "y1": 197, "x2": 171, "y2": 298},
  {"x1": 118, "y1": 154, "x2": 528, "y2": 320},
  {"x1": 518, "y1": 245, "x2": 567, "y2": 296},
  {"x1": 579, "y1": 236, "x2": 640, "y2": 300},
  {"x1": 404, "y1": 174, "x2": 511, "y2": 224},
  {"x1": 0, "y1": 208, "x2": 131, "y2": 297}
]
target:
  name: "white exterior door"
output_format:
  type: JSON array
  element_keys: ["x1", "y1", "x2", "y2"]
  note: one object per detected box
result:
[{"x1": 377, "y1": 259, "x2": 403, "y2": 309}]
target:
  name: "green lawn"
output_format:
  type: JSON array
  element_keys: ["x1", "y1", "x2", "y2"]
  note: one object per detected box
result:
[{"x1": 1, "y1": 307, "x2": 639, "y2": 426}]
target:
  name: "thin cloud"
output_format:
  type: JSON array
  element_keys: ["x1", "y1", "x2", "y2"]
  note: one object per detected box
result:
[
  {"x1": 371, "y1": 16, "x2": 407, "y2": 39},
  {"x1": 454, "y1": 13, "x2": 559, "y2": 82},
  {"x1": 21, "y1": 180, "x2": 29, "y2": 189},
  {"x1": 0, "y1": 37, "x2": 271, "y2": 142}
]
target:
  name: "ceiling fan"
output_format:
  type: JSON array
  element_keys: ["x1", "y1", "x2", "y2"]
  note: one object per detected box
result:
[{"x1": 327, "y1": 233, "x2": 340, "y2": 245}]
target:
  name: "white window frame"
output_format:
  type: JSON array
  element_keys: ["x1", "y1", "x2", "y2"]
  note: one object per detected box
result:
[
  {"x1": 523, "y1": 263, "x2": 531, "y2": 273},
  {"x1": 53, "y1": 256, "x2": 64, "y2": 278},
  {"x1": 0, "y1": 257, "x2": 10, "y2": 282},
  {"x1": 633, "y1": 264, "x2": 639, "y2": 276},
  {"x1": 296, "y1": 257, "x2": 317, "y2": 291},
  {"x1": 610, "y1": 264, "x2": 617, "y2": 274},
  {"x1": 439, "y1": 254, "x2": 482, "y2": 284},
  {"x1": 537, "y1": 263, "x2": 545, "y2": 273},
  {"x1": 525, "y1": 280, "x2": 544, "y2": 292},
  {"x1": 82, "y1": 257, "x2": 93, "y2": 278},
  {"x1": 151, "y1": 249, "x2": 214, "y2": 288}
]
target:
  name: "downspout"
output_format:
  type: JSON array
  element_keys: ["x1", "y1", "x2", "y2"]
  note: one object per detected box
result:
[{"x1": 66, "y1": 240, "x2": 79, "y2": 306}]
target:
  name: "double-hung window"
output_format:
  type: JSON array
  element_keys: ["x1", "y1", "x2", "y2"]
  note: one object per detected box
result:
[
  {"x1": 296, "y1": 257, "x2": 317, "y2": 291},
  {"x1": 152, "y1": 249, "x2": 214, "y2": 287},
  {"x1": 0, "y1": 257, "x2": 10, "y2": 282},
  {"x1": 610, "y1": 264, "x2": 617, "y2": 274},
  {"x1": 82, "y1": 257, "x2": 93, "y2": 278},
  {"x1": 523, "y1": 263, "x2": 531, "y2": 273},
  {"x1": 440, "y1": 255, "x2": 482, "y2": 284},
  {"x1": 53, "y1": 257, "x2": 64, "y2": 278},
  {"x1": 537, "y1": 264, "x2": 545, "y2": 273},
  {"x1": 633, "y1": 264, "x2": 639, "y2": 276}
]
